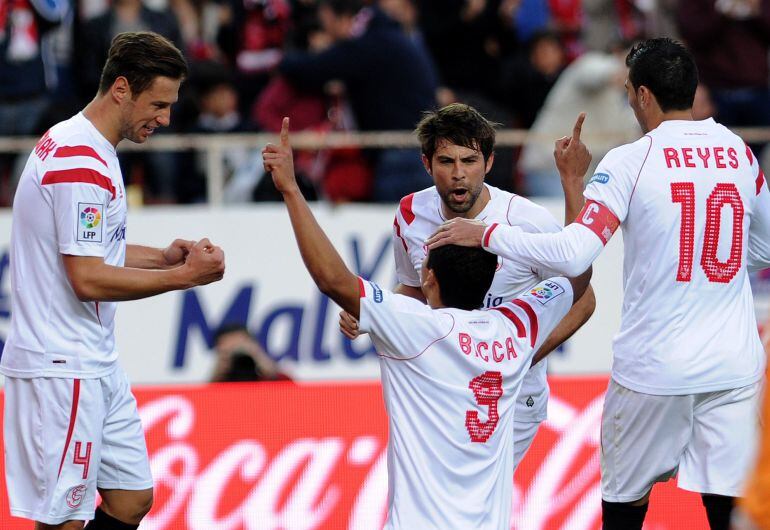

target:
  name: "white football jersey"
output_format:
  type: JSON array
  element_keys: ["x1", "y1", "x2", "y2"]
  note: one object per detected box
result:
[
  {"x1": 393, "y1": 184, "x2": 562, "y2": 421},
  {"x1": 1, "y1": 113, "x2": 127, "y2": 378},
  {"x1": 358, "y1": 276, "x2": 573, "y2": 530},
  {"x1": 583, "y1": 118, "x2": 770, "y2": 394}
]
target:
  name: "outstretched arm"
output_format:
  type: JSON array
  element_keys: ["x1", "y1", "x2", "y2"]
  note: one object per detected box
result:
[{"x1": 263, "y1": 118, "x2": 361, "y2": 319}]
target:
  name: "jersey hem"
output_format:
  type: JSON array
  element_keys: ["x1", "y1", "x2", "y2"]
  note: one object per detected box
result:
[
  {"x1": 0, "y1": 363, "x2": 118, "y2": 379},
  {"x1": 611, "y1": 371, "x2": 763, "y2": 395},
  {"x1": 11, "y1": 508, "x2": 96, "y2": 525}
]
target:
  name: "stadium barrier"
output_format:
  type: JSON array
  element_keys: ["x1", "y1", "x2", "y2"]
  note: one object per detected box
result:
[
  {"x1": 1, "y1": 127, "x2": 768, "y2": 204},
  {"x1": 0, "y1": 377, "x2": 712, "y2": 529}
]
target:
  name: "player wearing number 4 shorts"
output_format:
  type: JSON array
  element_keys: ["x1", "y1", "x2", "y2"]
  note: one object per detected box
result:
[
  {"x1": 426, "y1": 38, "x2": 770, "y2": 530},
  {"x1": 339, "y1": 103, "x2": 596, "y2": 471},
  {"x1": 1, "y1": 32, "x2": 225, "y2": 529}
]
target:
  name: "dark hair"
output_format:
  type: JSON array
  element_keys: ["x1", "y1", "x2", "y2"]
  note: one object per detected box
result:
[
  {"x1": 317, "y1": 0, "x2": 365, "y2": 16},
  {"x1": 213, "y1": 323, "x2": 250, "y2": 344},
  {"x1": 415, "y1": 103, "x2": 497, "y2": 164},
  {"x1": 426, "y1": 245, "x2": 497, "y2": 310},
  {"x1": 98, "y1": 32, "x2": 188, "y2": 96},
  {"x1": 625, "y1": 38, "x2": 698, "y2": 112}
]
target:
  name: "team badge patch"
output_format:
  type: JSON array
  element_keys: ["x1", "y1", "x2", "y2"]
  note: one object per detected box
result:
[
  {"x1": 589, "y1": 172, "x2": 611, "y2": 184},
  {"x1": 66, "y1": 484, "x2": 87, "y2": 508},
  {"x1": 529, "y1": 280, "x2": 566, "y2": 306},
  {"x1": 77, "y1": 202, "x2": 103, "y2": 243}
]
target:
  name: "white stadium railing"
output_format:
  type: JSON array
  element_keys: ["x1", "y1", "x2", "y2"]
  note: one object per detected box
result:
[{"x1": 1, "y1": 128, "x2": 769, "y2": 205}]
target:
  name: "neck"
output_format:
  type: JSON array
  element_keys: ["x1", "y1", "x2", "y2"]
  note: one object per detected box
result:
[
  {"x1": 441, "y1": 185, "x2": 491, "y2": 220},
  {"x1": 83, "y1": 96, "x2": 122, "y2": 147},
  {"x1": 644, "y1": 109, "x2": 694, "y2": 133}
]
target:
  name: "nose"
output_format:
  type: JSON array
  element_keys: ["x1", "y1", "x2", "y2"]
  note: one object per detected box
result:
[
  {"x1": 157, "y1": 108, "x2": 171, "y2": 127},
  {"x1": 451, "y1": 160, "x2": 465, "y2": 180}
]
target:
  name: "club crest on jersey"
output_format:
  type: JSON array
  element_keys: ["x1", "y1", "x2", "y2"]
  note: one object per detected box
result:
[
  {"x1": 77, "y1": 203, "x2": 103, "y2": 243},
  {"x1": 589, "y1": 172, "x2": 610, "y2": 184},
  {"x1": 368, "y1": 281, "x2": 383, "y2": 303},
  {"x1": 529, "y1": 280, "x2": 565, "y2": 305},
  {"x1": 66, "y1": 484, "x2": 87, "y2": 508}
]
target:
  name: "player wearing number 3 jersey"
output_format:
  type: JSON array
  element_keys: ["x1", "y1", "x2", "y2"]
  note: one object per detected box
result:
[
  {"x1": 262, "y1": 117, "x2": 592, "y2": 530},
  {"x1": 427, "y1": 38, "x2": 770, "y2": 530}
]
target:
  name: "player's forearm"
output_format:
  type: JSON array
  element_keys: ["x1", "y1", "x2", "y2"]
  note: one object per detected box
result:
[
  {"x1": 562, "y1": 179, "x2": 585, "y2": 225},
  {"x1": 483, "y1": 223, "x2": 602, "y2": 277},
  {"x1": 125, "y1": 244, "x2": 168, "y2": 269},
  {"x1": 65, "y1": 261, "x2": 192, "y2": 302},
  {"x1": 282, "y1": 188, "x2": 360, "y2": 318},
  {"x1": 531, "y1": 284, "x2": 595, "y2": 365}
]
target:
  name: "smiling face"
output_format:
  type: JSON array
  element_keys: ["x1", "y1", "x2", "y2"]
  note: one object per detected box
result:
[
  {"x1": 119, "y1": 75, "x2": 180, "y2": 143},
  {"x1": 424, "y1": 138, "x2": 493, "y2": 218}
]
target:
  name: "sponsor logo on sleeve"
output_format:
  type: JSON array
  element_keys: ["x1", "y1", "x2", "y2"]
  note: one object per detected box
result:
[
  {"x1": 368, "y1": 282, "x2": 383, "y2": 303},
  {"x1": 529, "y1": 280, "x2": 566, "y2": 306},
  {"x1": 588, "y1": 172, "x2": 610, "y2": 185},
  {"x1": 77, "y1": 203, "x2": 103, "y2": 243}
]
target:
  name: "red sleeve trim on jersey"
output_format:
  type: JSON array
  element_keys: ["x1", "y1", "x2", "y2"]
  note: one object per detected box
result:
[
  {"x1": 57, "y1": 379, "x2": 81, "y2": 478},
  {"x1": 393, "y1": 217, "x2": 408, "y2": 252},
  {"x1": 746, "y1": 143, "x2": 755, "y2": 166},
  {"x1": 490, "y1": 306, "x2": 526, "y2": 339},
  {"x1": 399, "y1": 193, "x2": 416, "y2": 225},
  {"x1": 358, "y1": 277, "x2": 366, "y2": 298},
  {"x1": 757, "y1": 169, "x2": 765, "y2": 196},
  {"x1": 512, "y1": 299, "x2": 538, "y2": 348},
  {"x1": 482, "y1": 223, "x2": 499, "y2": 248},
  {"x1": 575, "y1": 200, "x2": 620, "y2": 245},
  {"x1": 42, "y1": 168, "x2": 116, "y2": 200},
  {"x1": 54, "y1": 145, "x2": 108, "y2": 168}
]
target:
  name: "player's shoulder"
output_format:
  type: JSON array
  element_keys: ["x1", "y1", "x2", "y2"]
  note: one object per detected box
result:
[
  {"x1": 395, "y1": 187, "x2": 440, "y2": 226},
  {"x1": 41, "y1": 114, "x2": 112, "y2": 168},
  {"x1": 603, "y1": 135, "x2": 653, "y2": 165},
  {"x1": 489, "y1": 186, "x2": 560, "y2": 234},
  {"x1": 593, "y1": 135, "x2": 653, "y2": 181}
]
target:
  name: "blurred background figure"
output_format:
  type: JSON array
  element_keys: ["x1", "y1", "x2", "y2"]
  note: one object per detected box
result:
[
  {"x1": 519, "y1": 42, "x2": 639, "y2": 196},
  {"x1": 210, "y1": 323, "x2": 291, "y2": 382}
]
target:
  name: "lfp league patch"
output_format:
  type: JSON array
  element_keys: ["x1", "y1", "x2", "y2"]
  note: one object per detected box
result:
[
  {"x1": 529, "y1": 280, "x2": 566, "y2": 306},
  {"x1": 77, "y1": 202, "x2": 104, "y2": 243}
]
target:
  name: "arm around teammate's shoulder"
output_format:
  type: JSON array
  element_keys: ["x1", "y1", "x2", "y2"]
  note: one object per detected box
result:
[{"x1": 63, "y1": 239, "x2": 225, "y2": 302}]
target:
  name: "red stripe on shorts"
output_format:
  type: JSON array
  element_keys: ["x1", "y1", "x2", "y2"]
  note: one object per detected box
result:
[{"x1": 57, "y1": 379, "x2": 81, "y2": 478}]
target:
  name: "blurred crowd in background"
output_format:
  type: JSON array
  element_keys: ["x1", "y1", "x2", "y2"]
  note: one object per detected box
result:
[{"x1": 1, "y1": 0, "x2": 768, "y2": 204}]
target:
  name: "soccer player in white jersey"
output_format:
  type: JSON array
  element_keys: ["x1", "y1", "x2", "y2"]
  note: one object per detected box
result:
[
  {"x1": 263, "y1": 117, "x2": 592, "y2": 530},
  {"x1": 340, "y1": 103, "x2": 596, "y2": 470},
  {"x1": 1, "y1": 33, "x2": 226, "y2": 530},
  {"x1": 427, "y1": 38, "x2": 770, "y2": 530}
]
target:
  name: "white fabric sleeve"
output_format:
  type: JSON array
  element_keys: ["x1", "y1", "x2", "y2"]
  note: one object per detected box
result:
[
  {"x1": 392, "y1": 214, "x2": 420, "y2": 287},
  {"x1": 357, "y1": 278, "x2": 454, "y2": 360},
  {"x1": 50, "y1": 174, "x2": 112, "y2": 258},
  {"x1": 493, "y1": 277, "x2": 574, "y2": 363},
  {"x1": 748, "y1": 158, "x2": 770, "y2": 271},
  {"x1": 483, "y1": 222, "x2": 604, "y2": 278},
  {"x1": 509, "y1": 199, "x2": 564, "y2": 280}
]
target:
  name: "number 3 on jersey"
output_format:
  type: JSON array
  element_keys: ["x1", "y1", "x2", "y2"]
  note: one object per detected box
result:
[
  {"x1": 465, "y1": 371, "x2": 503, "y2": 443},
  {"x1": 671, "y1": 182, "x2": 744, "y2": 283}
]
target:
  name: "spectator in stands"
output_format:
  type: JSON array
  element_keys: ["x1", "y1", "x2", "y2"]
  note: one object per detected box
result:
[
  {"x1": 677, "y1": 0, "x2": 770, "y2": 153},
  {"x1": 279, "y1": 0, "x2": 438, "y2": 201},
  {"x1": 0, "y1": 0, "x2": 68, "y2": 204},
  {"x1": 519, "y1": 43, "x2": 639, "y2": 196},
  {"x1": 210, "y1": 323, "x2": 291, "y2": 382}
]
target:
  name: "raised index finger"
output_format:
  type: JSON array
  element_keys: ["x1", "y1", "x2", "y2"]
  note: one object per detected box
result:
[
  {"x1": 572, "y1": 112, "x2": 586, "y2": 142},
  {"x1": 280, "y1": 117, "x2": 290, "y2": 147}
]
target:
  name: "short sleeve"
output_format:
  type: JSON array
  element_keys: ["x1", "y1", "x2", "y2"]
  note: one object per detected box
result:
[
  {"x1": 747, "y1": 145, "x2": 770, "y2": 270},
  {"x1": 584, "y1": 136, "x2": 652, "y2": 224},
  {"x1": 392, "y1": 214, "x2": 421, "y2": 287},
  {"x1": 493, "y1": 277, "x2": 573, "y2": 358},
  {"x1": 358, "y1": 278, "x2": 454, "y2": 360},
  {"x1": 44, "y1": 165, "x2": 114, "y2": 257}
]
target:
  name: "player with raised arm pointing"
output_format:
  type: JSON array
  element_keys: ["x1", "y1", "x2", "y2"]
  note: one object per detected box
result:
[
  {"x1": 263, "y1": 117, "x2": 592, "y2": 530},
  {"x1": 427, "y1": 38, "x2": 770, "y2": 530}
]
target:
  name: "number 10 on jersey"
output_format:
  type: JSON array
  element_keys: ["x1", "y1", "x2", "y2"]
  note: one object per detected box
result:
[{"x1": 671, "y1": 182, "x2": 744, "y2": 283}]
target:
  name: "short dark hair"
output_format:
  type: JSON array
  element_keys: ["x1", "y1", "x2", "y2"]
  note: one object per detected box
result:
[
  {"x1": 625, "y1": 38, "x2": 698, "y2": 112},
  {"x1": 98, "y1": 32, "x2": 188, "y2": 96},
  {"x1": 415, "y1": 103, "x2": 497, "y2": 163},
  {"x1": 318, "y1": 0, "x2": 365, "y2": 16},
  {"x1": 426, "y1": 245, "x2": 497, "y2": 310}
]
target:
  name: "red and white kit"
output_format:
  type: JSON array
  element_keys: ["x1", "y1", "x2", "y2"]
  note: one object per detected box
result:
[
  {"x1": 393, "y1": 184, "x2": 564, "y2": 467},
  {"x1": 358, "y1": 276, "x2": 573, "y2": 530},
  {"x1": 482, "y1": 118, "x2": 770, "y2": 499},
  {"x1": 1, "y1": 113, "x2": 151, "y2": 524}
]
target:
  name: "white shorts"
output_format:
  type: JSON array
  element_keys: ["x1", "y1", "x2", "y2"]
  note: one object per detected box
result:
[
  {"x1": 513, "y1": 420, "x2": 541, "y2": 470},
  {"x1": 3, "y1": 366, "x2": 153, "y2": 525},
  {"x1": 601, "y1": 378, "x2": 760, "y2": 502}
]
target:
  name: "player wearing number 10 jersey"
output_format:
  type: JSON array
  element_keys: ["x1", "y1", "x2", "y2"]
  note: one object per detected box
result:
[{"x1": 427, "y1": 38, "x2": 770, "y2": 530}]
